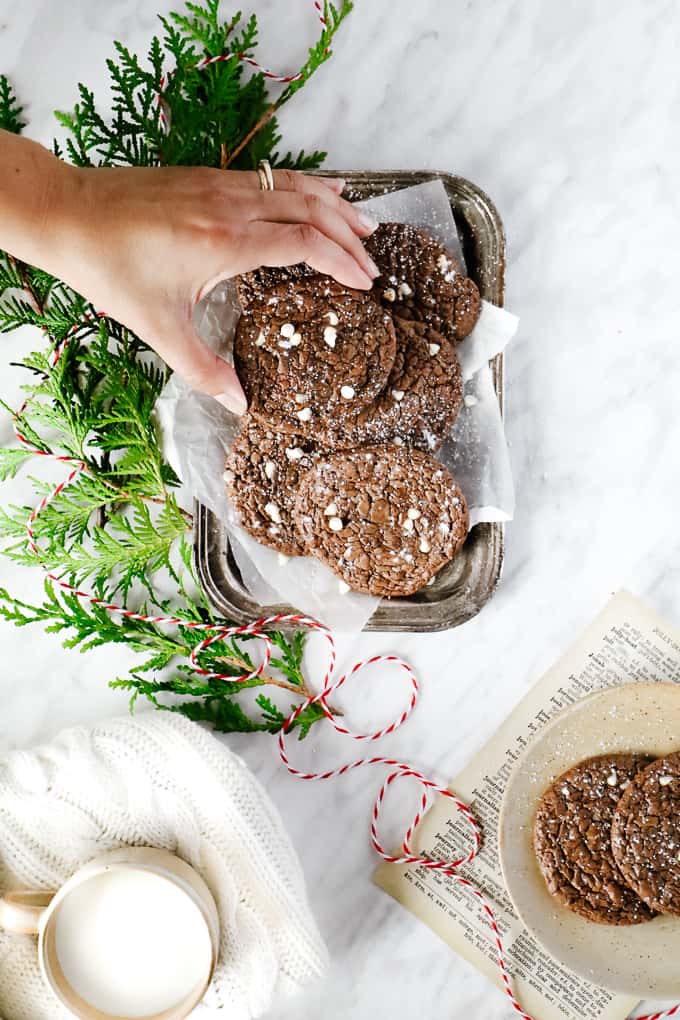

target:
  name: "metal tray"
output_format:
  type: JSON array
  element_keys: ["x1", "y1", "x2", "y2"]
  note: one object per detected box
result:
[{"x1": 195, "y1": 170, "x2": 506, "y2": 632}]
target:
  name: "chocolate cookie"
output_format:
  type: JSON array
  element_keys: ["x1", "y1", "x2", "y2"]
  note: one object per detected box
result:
[
  {"x1": 365, "y1": 222, "x2": 481, "y2": 343},
  {"x1": 293, "y1": 447, "x2": 468, "y2": 596},
  {"x1": 533, "y1": 753, "x2": 655, "y2": 925},
  {"x1": 224, "y1": 415, "x2": 322, "y2": 556},
  {"x1": 235, "y1": 263, "x2": 316, "y2": 310},
  {"x1": 611, "y1": 752, "x2": 680, "y2": 915},
  {"x1": 319, "y1": 318, "x2": 463, "y2": 452},
  {"x1": 234, "y1": 276, "x2": 397, "y2": 437}
]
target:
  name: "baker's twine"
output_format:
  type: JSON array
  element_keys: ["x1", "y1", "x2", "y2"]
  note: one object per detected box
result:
[{"x1": 157, "y1": 0, "x2": 329, "y2": 134}]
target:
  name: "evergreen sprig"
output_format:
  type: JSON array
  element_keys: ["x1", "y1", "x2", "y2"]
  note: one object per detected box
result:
[
  {"x1": 0, "y1": 1, "x2": 352, "y2": 736},
  {"x1": 0, "y1": 75, "x2": 24, "y2": 134}
]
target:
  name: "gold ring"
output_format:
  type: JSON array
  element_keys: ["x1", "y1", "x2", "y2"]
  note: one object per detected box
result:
[{"x1": 257, "y1": 159, "x2": 275, "y2": 192}]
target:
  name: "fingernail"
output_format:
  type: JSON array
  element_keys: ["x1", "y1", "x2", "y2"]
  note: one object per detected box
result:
[
  {"x1": 215, "y1": 389, "x2": 248, "y2": 415},
  {"x1": 367, "y1": 256, "x2": 380, "y2": 278},
  {"x1": 357, "y1": 211, "x2": 379, "y2": 234},
  {"x1": 328, "y1": 177, "x2": 346, "y2": 194}
]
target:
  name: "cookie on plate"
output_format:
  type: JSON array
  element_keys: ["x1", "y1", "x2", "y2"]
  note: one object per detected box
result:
[
  {"x1": 293, "y1": 447, "x2": 468, "y2": 596},
  {"x1": 533, "y1": 753, "x2": 656, "y2": 925},
  {"x1": 611, "y1": 751, "x2": 680, "y2": 915},
  {"x1": 224, "y1": 415, "x2": 322, "y2": 556},
  {"x1": 318, "y1": 318, "x2": 463, "y2": 452},
  {"x1": 365, "y1": 221, "x2": 481, "y2": 343},
  {"x1": 233, "y1": 276, "x2": 397, "y2": 437}
]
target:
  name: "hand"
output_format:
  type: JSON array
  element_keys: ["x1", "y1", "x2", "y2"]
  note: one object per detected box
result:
[{"x1": 49, "y1": 163, "x2": 380, "y2": 413}]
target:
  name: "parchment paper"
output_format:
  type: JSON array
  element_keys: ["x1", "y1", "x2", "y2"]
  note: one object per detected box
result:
[{"x1": 156, "y1": 181, "x2": 518, "y2": 632}]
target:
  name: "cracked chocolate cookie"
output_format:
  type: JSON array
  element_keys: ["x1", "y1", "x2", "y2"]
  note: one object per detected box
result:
[
  {"x1": 365, "y1": 222, "x2": 481, "y2": 343},
  {"x1": 318, "y1": 317, "x2": 463, "y2": 452},
  {"x1": 224, "y1": 415, "x2": 322, "y2": 556},
  {"x1": 533, "y1": 753, "x2": 656, "y2": 925},
  {"x1": 611, "y1": 752, "x2": 680, "y2": 915},
  {"x1": 235, "y1": 262, "x2": 316, "y2": 310},
  {"x1": 292, "y1": 447, "x2": 468, "y2": 596},
  {"x1": 234, "y1": 276, "x2": 397, "y2": 437}
]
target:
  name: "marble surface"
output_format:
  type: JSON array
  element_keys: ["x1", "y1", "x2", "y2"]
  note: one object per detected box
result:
[{"x1": 1, "y1": 1, "x2": 680, "y2": 1017}]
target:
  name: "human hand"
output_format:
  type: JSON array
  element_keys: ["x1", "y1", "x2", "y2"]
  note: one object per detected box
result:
[{"x1": 40, "y1": 159, "x2": 380, "y2": 413}]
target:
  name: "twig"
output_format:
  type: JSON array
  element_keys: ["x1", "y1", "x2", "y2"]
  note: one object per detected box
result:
[{"x1": 223, "y1": 100, "x2": 279, "y2": 168}]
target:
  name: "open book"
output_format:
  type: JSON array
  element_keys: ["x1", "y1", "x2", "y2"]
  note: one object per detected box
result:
[{"x1": 374, "y1": 591, "x2": 680, "y2": 1020}]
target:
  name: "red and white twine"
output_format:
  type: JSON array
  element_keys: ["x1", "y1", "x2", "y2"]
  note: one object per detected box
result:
[{"x1": 157, "y1": 0, "x2": 329, "y2": 133}]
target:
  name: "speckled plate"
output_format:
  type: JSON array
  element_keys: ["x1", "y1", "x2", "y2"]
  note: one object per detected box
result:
[{"x1": 498, "y1": 682, "x2": 680, "y2": 997}]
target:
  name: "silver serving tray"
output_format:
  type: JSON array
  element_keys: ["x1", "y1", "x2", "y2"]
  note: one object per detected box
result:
[{"x1": 195, "y1": 170, "x2": 506, "y2": 632}]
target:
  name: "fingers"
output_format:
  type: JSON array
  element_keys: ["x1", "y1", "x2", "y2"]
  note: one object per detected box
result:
[
  {"x1": 252, "y1": 191, "x2": 379, "y2": 284},
  {"x1": 243, "y1": 221, "x2": 377, "y2": 290},
  {"x1": 223, "y1": 168, "x2": 376, "y2": 237},
  {"x1": 149, "y1": 326, "x2": 247, "y2": 414}
]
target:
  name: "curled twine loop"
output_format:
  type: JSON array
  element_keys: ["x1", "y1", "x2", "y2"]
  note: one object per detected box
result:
[{"x1": 156, "y1": 0, "x2": 329, "y2": 134}]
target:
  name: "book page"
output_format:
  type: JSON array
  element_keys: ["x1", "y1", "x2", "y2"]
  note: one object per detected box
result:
[{"x1": 375, "y1": 591, "x2": 680, "y2": 1020}]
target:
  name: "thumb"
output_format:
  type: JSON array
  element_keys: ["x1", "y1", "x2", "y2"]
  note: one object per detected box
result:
[{"x1": 149, "y1": 326, "x2": 248, "y2": 415}]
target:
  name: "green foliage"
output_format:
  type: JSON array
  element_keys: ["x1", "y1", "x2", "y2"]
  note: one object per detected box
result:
[
  {"x1": 0, "y1": 1, "x2": 352, "y2": 736},
  {"x1": 53, "y1": 0, "x2": 352, "y2": 171},
  {"x1": 0, "y1": 75, "x2": 24, "y2": 134}
]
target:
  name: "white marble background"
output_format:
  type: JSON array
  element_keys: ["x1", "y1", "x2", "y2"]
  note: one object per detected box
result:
[{"x1": 1, "y1": 1, "x2": 680, "y2": 1017}]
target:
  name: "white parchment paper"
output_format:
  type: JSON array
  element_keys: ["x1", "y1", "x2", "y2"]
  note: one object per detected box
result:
[{"x1": 156, "y1": 180, "x2": 518, "y2": 632}]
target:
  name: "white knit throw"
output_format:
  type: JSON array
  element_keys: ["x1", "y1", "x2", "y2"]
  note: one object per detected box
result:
[{"x1": 0, "y1": 713, "x2": 328, "y2": 1020}]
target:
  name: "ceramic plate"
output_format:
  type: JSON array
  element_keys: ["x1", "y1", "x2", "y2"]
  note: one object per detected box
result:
[{"x1": 499, "y1": 682, "x2": 680, "y2": 997}]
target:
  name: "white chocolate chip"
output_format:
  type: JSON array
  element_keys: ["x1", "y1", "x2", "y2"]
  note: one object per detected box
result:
[
  {"x1": 402, "y1": 518, "x2": 414, "y2": 534},
  {"x1": 437, "y1": 253, "x2": 449, "y2": 272},
  {"x1": 606, "y1": 770, "x2": 618, "y2": 786},
  {"x1": 285, "y1": 446, "x2": 304, "y2": 461},
  {"x1": 277, "y1": 552, "x2": 289, "y2": 566},
  {"x1": 419, "y1": 537, "x2": 431, "y2": 553},
  {"x1": 296, "y1": 407, "x2": 312, "y2": 422},
  {"x1": 295, "y1": 393, "x2": 309, "y2": 404},
  {"x1": 324, "y1": 502, "x2": 338, "y2": 516},
  {"x1": 255, "y1": 332, "x2": 266, "y2": 347},
  {"x1": 290, "y1": 332, "x2": 302, "y2": 346},
  {"x1": 426, "y1": 576, "x2": 435, "y2": 586},
  {"x1": 340, "y1": 385, "x2": 355, "y2": 400},
  {"x1": 324, "y1": 325, "x2": 337, "y2": 347},
  {"x1": 264, "y1": 502, "x2": 282, "y2": 524},
  {"x1": 328, "y1": 516, "x2": 344, "y2": 531},
  {"x1": 393, "y1": 437, "x2": 404, "y2": 447},
  {"x1": 428, "y1": 343, "x2": 441, "y2": 356},
  {"x1": 263, "y1": 460, "x2": 276, "y2": 481},
  {"x1": 383, "y1": 287, "x2": 396, "y2": 301},
  {"x1": 223, "y1": 469, "x2": 235, "y2": 483},
  {"x1": 660, "y1": 775, "x2": 673, "y2": 786},
  {"x1": 338, "y1": 580, "x2": 351, "y2": 594},
  {"x1": 325, "y1": 311, "x2": 339, "y2": 326},
  {"x1": 397, "y1": 282, "x2": 413, "y2": 298},
  {"x1": 407, "y1": 508, "x2": 421, "y2": 520},
  {"x1": 464, "y1": 394, "x2": 478, "y2": 408},
  {"x1": 280, "y1": 322, "x2": 295, "y2": 338},
  {"x1": 391, "y1": 389, "x2": 405, "y2": 402}
]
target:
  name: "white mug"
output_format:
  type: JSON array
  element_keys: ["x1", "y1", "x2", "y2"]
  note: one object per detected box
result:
[{"x1": 0, "y1": 847, "x2": 220, "y2": 1020}]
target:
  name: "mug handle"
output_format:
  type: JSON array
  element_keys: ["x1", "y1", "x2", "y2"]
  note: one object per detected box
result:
[{"x1": 0, "y1": 891, "x2": 55, "y2": 935}]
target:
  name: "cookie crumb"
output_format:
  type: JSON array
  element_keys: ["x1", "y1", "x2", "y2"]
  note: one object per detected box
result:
[
  {"x1": 383, "y1": 287, "x2": 396, "y2": 301},
  {"x1": 464, "y1": 394, "x2": 478, "y2": 408},
  {"x1": 338, "y1": 580, "x2": 351, "y2": 594}
]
